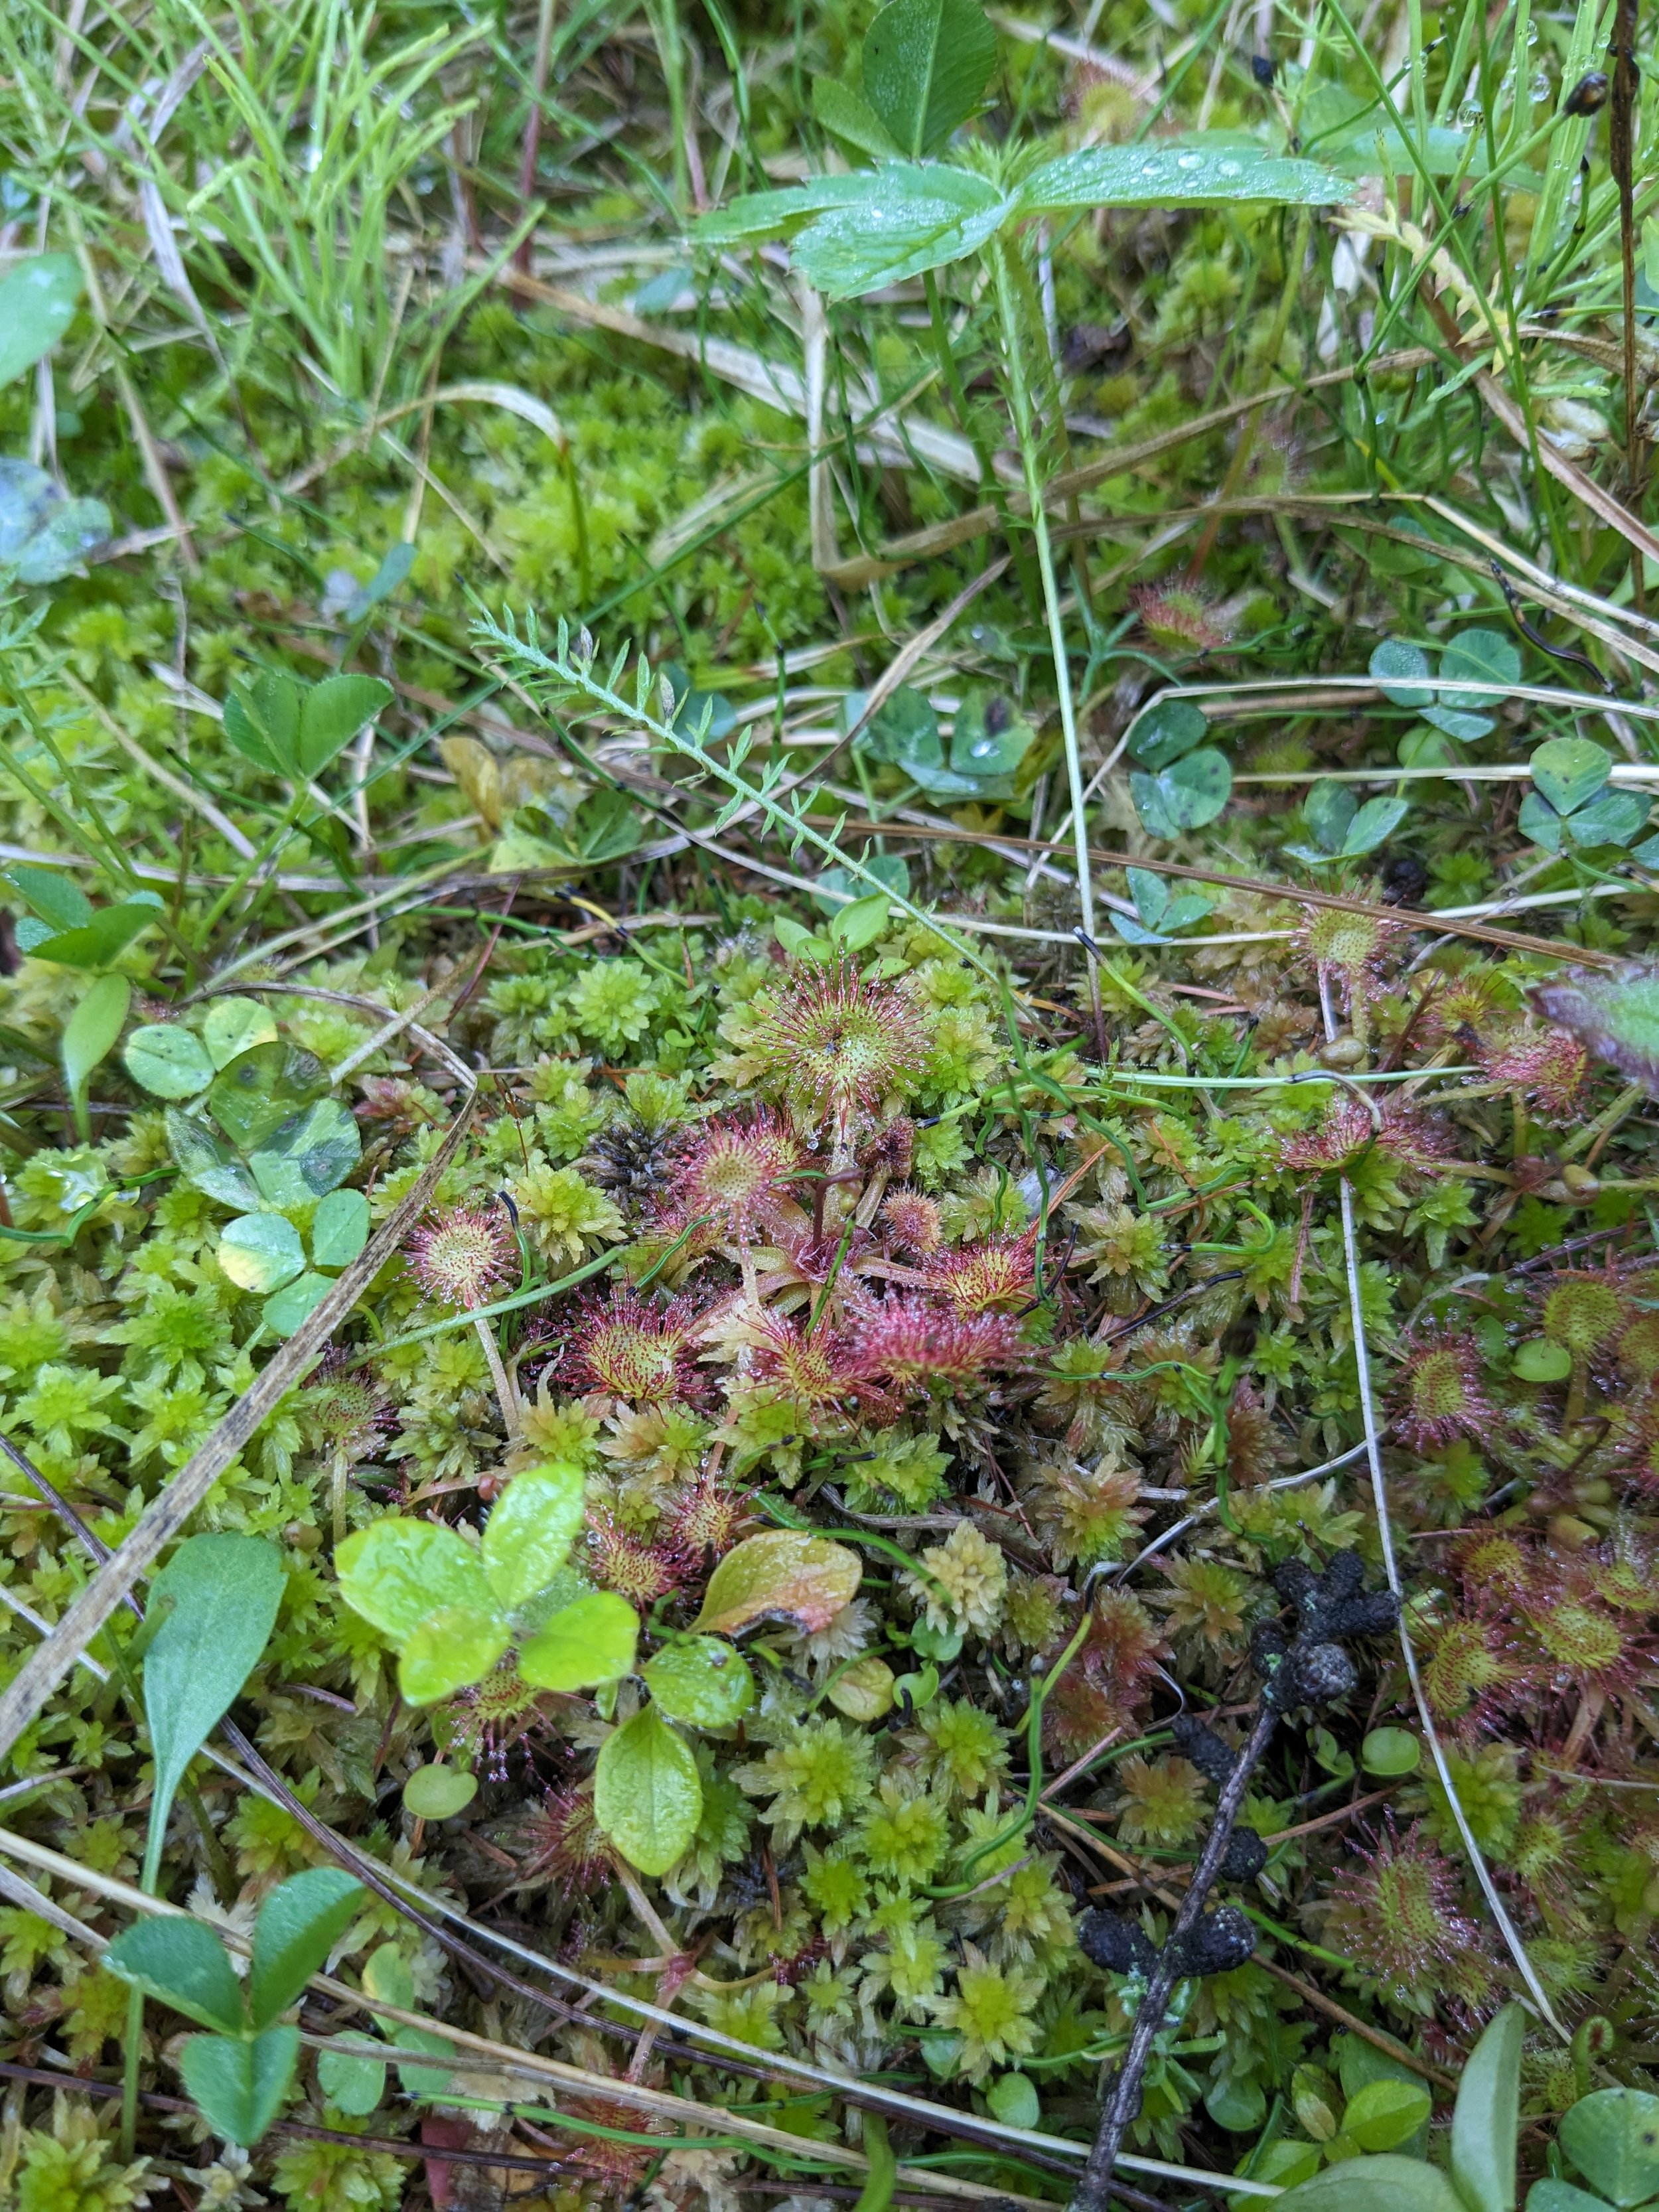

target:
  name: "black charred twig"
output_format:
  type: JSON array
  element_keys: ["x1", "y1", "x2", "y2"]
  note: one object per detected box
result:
[{"x1": 1071, "y1": 1554, "x2": 1398, "y2": 2212}]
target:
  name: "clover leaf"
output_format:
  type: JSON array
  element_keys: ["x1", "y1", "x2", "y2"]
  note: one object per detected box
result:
[{"x1": 334, "y1": 1465, "x2": 636, "y2": 1708}]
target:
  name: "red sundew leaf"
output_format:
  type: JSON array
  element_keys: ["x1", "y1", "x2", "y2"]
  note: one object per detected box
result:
[{"x1": 691, "y1": 1530, "x2": 861, "y2": 1637}]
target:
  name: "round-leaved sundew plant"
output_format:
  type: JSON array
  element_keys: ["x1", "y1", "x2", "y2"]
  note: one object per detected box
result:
[
  {"x1": 738, "y1": 955, "x2": 931, "y2": 1157},
  {"x1": 17, "y1": 0, "x2": 1659, "y2": 2183},
  {"x1": 1391, "y1": 1327, "x2": 1498, "y2": 1453},
  {"x1": 561, "y1": 1286, "x2": 711, "y2": 1404}
]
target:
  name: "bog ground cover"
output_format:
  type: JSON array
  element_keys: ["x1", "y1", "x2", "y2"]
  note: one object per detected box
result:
[{"x1": 5, "y1": 0, "x2": 1659, "y2": 2207}]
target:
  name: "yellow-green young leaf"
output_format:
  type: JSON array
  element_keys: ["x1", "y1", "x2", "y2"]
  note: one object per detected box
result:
[
  {"x1": 1342, "y1": 2079, "x2": 1432, "y2": 2154},
  {"x1": 1557, "y1": 2089, "x2": 1659, "y2": 2209},
  {"x1": 336, "y1": 1518, "x2": 493, "y2": 1645},
  {"x1": 125, "y1": 1024, "x2": 214, "y2": 1100},
  {"x1": 518, "y1": 1591, "x2": 639, "y2": 1692},
  {"x1": 642, "y1": 1637, "x2": 755, "y2": 1728},
  {"x1": 1273, "y1": 2158, "x2": 1465, "y2": 2212},
  {"x1": 482, "y1": 1463, "x2": 587, "y2": 1611},
  {"x1": 828, "y1": 891, "x2": 892, "y2": 950},
  {"x1": 398, "y1": 1605, "x2": 510, "y2": 1704},
  {"x1": 403, "y1": 1765, "x2": 478, "y2": 1820},
  {"x1": 691, "y1": 1530, "x2": 861, "y2": 1637},
  {"x1": 826, "y1": 1655, "x2": 896, "y2": 1722},
  {"x1": 217, "y1": 1213, "x2": 306, "y2": 1295},
  {"x1": 63, "y1": 973, "x2": 131, "y2": 1142},
  {"x1": 1451, "y1": 2003, "x2": 1522, "y2": 2212},
  {"x1": 593, "y1": 1706, "x2": 702, "y2": 1877},
  {"x1": 202, "y1": 995, "x2": 278, "y2": 1069}
]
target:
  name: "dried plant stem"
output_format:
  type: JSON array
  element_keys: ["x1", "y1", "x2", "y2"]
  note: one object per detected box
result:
[
  {"x1": 474, "y1": 1311, "x2": 520, "y2": 1436},
  {"x1": 991, "y1": 240, "x2": 1102, "y2": 1045}
]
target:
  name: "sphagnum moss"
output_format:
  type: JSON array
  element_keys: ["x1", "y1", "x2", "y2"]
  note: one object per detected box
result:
[{"x1": 3, "y1": 0, "x2": 1659, "y2": 2196}]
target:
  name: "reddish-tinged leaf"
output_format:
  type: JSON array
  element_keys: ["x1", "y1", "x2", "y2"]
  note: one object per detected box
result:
[{"x1": 691, "y1": 1530, "x2": 861, "y2": 1637}]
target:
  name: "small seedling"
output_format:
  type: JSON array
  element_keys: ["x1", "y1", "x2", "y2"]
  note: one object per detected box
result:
[
  {"x1": 107, "y1": 1868, "x2": 364, "y2": 2148},
  {"x1": 1286, "y1": 781, "x2": 1411, "y2": 867},
  {"x1": 1110, "y1": 866, "x2": 1213, "y2": 946}
]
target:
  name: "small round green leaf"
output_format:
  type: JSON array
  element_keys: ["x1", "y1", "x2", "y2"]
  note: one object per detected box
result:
[
  {"x1": 644, "y1": 1636, "x2": 755, "y2": 1728},
  {"x1": 1344, "y1": 2077, "x2": 1433, "y2": 2153},
  {"x1": 202, "y1": 996, "x2": 279, "y2": 1070},
  {"x1": 1133, "y1": 748, "x2": 1232, "y2": 834},
  {"x1": 1361, "y1": 1727, "x2": 1421, "y2": 1777},
  {"x1": 1342, "y1": 795, "x2": 1410, "y2": 857},
  {"x1": 317, "y1": 2048, "x2": 387, "y2": 2117},
  {"x1": 297, "y1": 674, "x2": 393, "y2": 777},
  {"x1": 208, "y1": 1041, "x2": 328, "y2": 1151},
  {"x1": 335, "y1": 1517, "x2": 493, "y2": 1645},
  {"x1": 124, "y1": 1024, "x2": 214, "y2": 1100},
  {"x1": 1126, "y1": 696, "x2": 1208, "y2": 771},
  {"x1": 398, "y1": 1604, "x2": 510, "y2": 1704},
  {"x1": 1527, "y1": 2185, "x2": 1621, "y2": 2212},
  {"x1": 1438, "y1": 625, "x2": 1520, "y2": 708},
  {"x1": 1563, "y1": 788, "x2": 1651, "y2": 850},
  {"x1": 828, "y1": 890, "x2": 893, "y2": 950},
  {"x1": 248, "y1": 1096, "x2": 361, "y2": 1207},
  {"x1": 483, "y1": 1463, "x2": 587, "y2": 1611},
  {"x1": 1304, "y1": 780, "x2": 1358, "y2": 854},
  {"x1": 519, "y1": 1591, "x2": 640, "y2": 1692},
  {"x1": 403, "y1": 1765, "x2": 479, "y2": 1820},
  {"x1": 1514, "y1": 1338, "x2": 1573, "y2": 1383},
  {"x1": 1270, "y1": 2158, "x2": 1465, "y2": 2211},
  {"x1": 311, "y1": 1187, "x2": 370, "y2": 1270},
  {"x1": 593, "y1": 1705, "x2": 703, "y2": 1877},
  {"x1": 1370, "y1": 638, "x2": 1433, "y2": 707},
  {"x1": 1531, "y1": 737, "x2": 1611, "y2": 819},
  {"x1": 1559, "y1": 2088, "x2": 1659, "y2": 2207},
  {"x1": 263, "y1": 1271, "x2": 334, "y2": 1339},
  {"x1": 0, "y1": 254, "x2": 84, "y2": 390},
  {"x1": 218, "y1": 1212, "x2": 306, "y2": 1294},
  {"x1": 987, "y1": 2073, "x2": 1041, "y2": 2130},
  {"x1": 1204, "y1": 2073, "x2": 1266, "y2": 2131}
]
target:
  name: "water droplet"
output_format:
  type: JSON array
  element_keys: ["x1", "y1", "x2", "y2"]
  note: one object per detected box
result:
[{"x1": 1178, "y1": 151, "x2": 1203, "y2": 169}]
